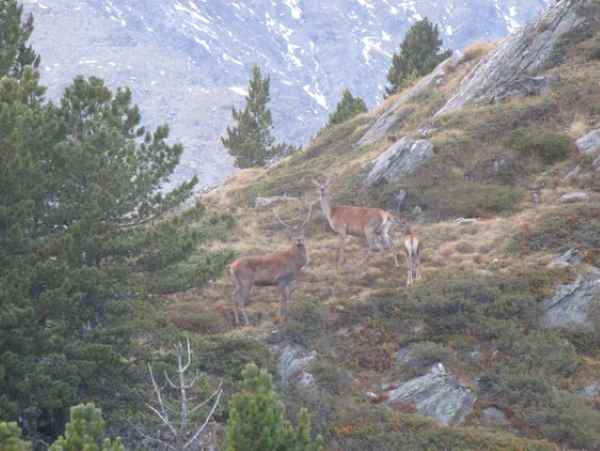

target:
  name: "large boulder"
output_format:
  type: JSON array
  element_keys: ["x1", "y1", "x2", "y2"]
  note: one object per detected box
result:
[
  {"x1": 277, "y1": 344, "x2": 317, "y2": 389},
  {"x1": 541, "y1": 269, "x2": 600, "y2": 332},
  {"x1": 549, "y1": 248, "x2": 584, "y2": 268},
  {"x1": 480, "y1": 407, "x2": 510, "y2": 428},
  {"x1": 255, "y1": 195, "x2": 296, "y2": 208},
  {"x1": 383, "y1": 363, "x2": 476, "y2": 426},
  {"x1": 560, "y1": 192, "x2": 589, "y2": 203},
  {"x1": 364, "y1": 137, "x2": 434, "y2": 187},
  {"x1": 576, "y1": 130, "x2": 600, "y2": 156},
  {"x1": 577, "y1": 383, "x2": 600, "y2": 400},
  {"x1": 357, "y1": 52, "x2": 461, "y2": 147},
  {"x1": 435, "y1": 0, "x2": 594, "y2": 117}
]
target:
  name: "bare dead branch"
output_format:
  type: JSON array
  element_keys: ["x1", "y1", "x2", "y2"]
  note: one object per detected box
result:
[
  {"x1": 183, "y1": 387, "x2": 223, "y2": 449},
  {"x1": 190, "y1": 381, "x2": 223, "y2": 415},
  {"x1": 164, "y1": 370, "x2": 179, "y2": 389},
  {"x1": 145, "y1": 402, "x2": 178, "y2": 438}
]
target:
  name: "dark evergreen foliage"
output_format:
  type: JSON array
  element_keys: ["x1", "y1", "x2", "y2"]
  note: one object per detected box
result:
[
  {"x1": 0, "y1": 404, "x2": 123, "y2": 451},
  {"x1": 222, "y1": 65, "x2": 297, "y2": 168},
  {"x1": 0, "y1": 6, "x2": 230, "y2": 444},
  {"x1": 224, "y1": 364, "x2": 323, "y2": 451},
  {"x1": 385, "y1": 18, "x2": 452, "y2": 97},
  {"x1": 0, "y1": 0, "x2": 39, "y2": 77},
  {"x1": 326, "y1": 89, "x2": 367, "y2": 128}
]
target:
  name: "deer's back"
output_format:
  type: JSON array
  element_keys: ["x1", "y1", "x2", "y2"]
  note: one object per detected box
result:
[
  {"x1": 230, "y1": 248, "x2": 303, "y2": 286},
  {"x1": 331, "y1": 205, "x2": 387, "y2": 235}
]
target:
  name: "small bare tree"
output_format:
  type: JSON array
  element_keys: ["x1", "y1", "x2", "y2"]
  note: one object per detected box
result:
[{"x1": 140, "y1": 338, "x2": 223, "y2": 451}]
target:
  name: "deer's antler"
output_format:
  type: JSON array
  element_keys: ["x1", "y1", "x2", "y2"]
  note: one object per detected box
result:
[
  {"x1": 273, "y1": 208, "x2": 293, "y2": 229},
  {"x1": 299, "y1": 202, "x2": 313, "y2": 229}
]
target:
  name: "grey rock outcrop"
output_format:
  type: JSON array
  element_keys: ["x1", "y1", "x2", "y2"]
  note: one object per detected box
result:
[
  {"x1": 541, "y1": 270, "x2": 600, "y2": 332},
  {"x1": 435, "y1": 0, "x2": 592, "y2": 117},
  {"x1": 480, "y1": 407, "x2": 510, "y2": 428},
  {"x1": 358, "y1": 53, "x2": 461, "y2": 147},
  {"x1": 577, "y1": 383, "x2": 600, "y2": 400},
  {"x1": 278, "y1": 344, "x2": 317, "y2": 389},
  {"x1": 576, "y1": 130, "x2": 600, "y2": 156},
  {"x1": 560, "y1": 192, "x2": 589, "y2": 203},
  {"x1": 255, "y1": 196, "x2": 296, "y2": 208},
  {"x1": 550, "y1": 248, "x2": 584, "y2": 268},
  {"x1": 395, "y1": 342, "x2": 450, "y2": 372},
  {"x1": 365, "y1": 137, "x2": 434, "y2": 187},
  {"x1": 384, "y1": 363, "x2": 476, "y2": 426}
]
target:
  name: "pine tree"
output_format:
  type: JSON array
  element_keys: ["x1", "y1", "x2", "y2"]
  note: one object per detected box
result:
[
  {"x1": 0, "y1": 422, "x2": 31, "y2": 451},
  {"x1": 222, "y1": 65, "x2": 294, "y2": 168},
  {"x1": 385, "y1": 18, "x2": 452, "y2": 97},
  {"x1": 0, "y1": 0, "x2": 40, "y2": 77},
  {"x1": 0, "y1": 18, "x2": 232, "y2": 443},
  {"x1": 1, "y1": 404, "x2": 122, "y2": 451},
  {"x1": 224, "y1": 364, "x2": 323, "y2": 451},
  {"x1": 49, "y1": 404, "x2": 124, "y2": 451},
  {"x1": 326, "y1": 89, "x2": 367, "y2": 128}
]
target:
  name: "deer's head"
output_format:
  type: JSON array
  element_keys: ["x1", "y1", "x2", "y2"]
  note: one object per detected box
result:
[
  {"x1": 273, "y1": 201, "x2": 313, "y2": 252},
  {"x1": 311, "y1": 177, "x2": 334, "y2": 197}
]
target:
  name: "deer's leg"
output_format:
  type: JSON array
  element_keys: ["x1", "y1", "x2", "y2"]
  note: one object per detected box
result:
[
  {"x1": 237, "y1": 285, "x2": 251, "y2": 325},
  {"x1": 405, "y1": 252, "x2": 413, "y2": 287},
  {"x1": 415, "y1": 253, "x2": 422, "y2": 282},
  {"x1": 336, "y1": 230, "x2": 349, "y2": 268},
  {"x1": 381, "y1": 222, "x2": 400, "y2": 267},
  {"x1": 278, "y1": 282, "x2": 291, "y2": 321},
  {"x1": 232, "y1": 286, "x2": 240, "y2": 325}
]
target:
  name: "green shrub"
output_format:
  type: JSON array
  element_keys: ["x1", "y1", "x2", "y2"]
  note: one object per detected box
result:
[
  {"x1": 538, "y1": 391, "x2": 600, "y2": 450},
  {"x1": 332, "y1": 409, "x2": 555, "y2": 451},
  {"x1": 224, "y1": 364, "x2": 323, "y2": 451},
  {"x1": 285, "y1": 301, "x2": 323, "y2": 347},
  {"x1": 497, "y1": 330, "x2": 580, "y2": 377},
  {"x1": 309, "y1": 359, "x2": 352, "y2": 396},
  {"x1": 395, "y1": 341, "x2": 451, "y2": 375},
  {"x1": 49, "y1": 404, "x2": 124, "y2": 451},
  {"x1": 506, "y1": 128, "x2": 572, "y2": 164},
  {"x1": 0, "y1": 422, "x2": 31, "y2": 451},
  {"x1": 380, "y1": 179, "x2": 524, "y2": 220},
  {"x1": 508, "y1": 205, "x2": 600, "y2": 255},
  {"x1": 193, "y1": 336, "x2": 274, "y2": 385}
]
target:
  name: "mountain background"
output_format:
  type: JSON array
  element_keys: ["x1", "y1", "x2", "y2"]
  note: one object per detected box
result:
[{"x1": 23, "y1": 0, "x2": 551, "y2": 189}]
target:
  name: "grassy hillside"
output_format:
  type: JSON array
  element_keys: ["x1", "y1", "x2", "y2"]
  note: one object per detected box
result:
[{"x1": 164, "y1": 14, "x2": 600, "y2": 451}]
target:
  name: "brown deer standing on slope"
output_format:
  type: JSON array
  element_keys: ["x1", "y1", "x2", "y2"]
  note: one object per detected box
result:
[
  {"x1": 402, "y1": 227, "x2": 422, "y2": 287},
  {"x1": 312, "y1": 177, "x2": 400, "y2": 269},
  {"x1": 229, "y1": 203, "x2": 313, "y2": 325}
]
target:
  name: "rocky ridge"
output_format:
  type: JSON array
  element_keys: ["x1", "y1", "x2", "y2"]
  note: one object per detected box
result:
[{"x1": 23, "y1": 0, "x2": 551, "y2": 188}]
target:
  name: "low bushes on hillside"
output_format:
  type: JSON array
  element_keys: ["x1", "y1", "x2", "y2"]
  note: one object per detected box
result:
[
  {"x1": 506, "y1": 127, "x2": 573, "y2": 164},
  {"x1": 508, "y1": 204, "x2": 600, "y2": 255}
]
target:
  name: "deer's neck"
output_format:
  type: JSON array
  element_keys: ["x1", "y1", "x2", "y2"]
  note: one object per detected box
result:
[
  {"x1": 292, "y1": 245, "x2": 309, "y2": 269},
  {"x1": 319, "y1": 192, "x2": 334, "y2": 227}
]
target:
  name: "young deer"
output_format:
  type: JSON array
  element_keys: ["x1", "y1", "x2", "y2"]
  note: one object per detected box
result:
[
  {"x1": 402, "y1": 227, "x2": 422, "y2": 286},
  {"x1": 229, "y1": 203, "x2": 312, "y2": 325},
  {"x1": 312, "y1": 177, "x2": 400, "y2": 268}
]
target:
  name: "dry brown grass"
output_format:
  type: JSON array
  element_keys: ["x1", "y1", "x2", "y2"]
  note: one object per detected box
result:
[
  {"x1": 203, "y1": 168, "x2": 266, "y2": 207},
  {"x1": 568, "y1": 115, "x2": 590, "y2": 139},
  {"x1": 170, "y1": 186, "x2": 579, "y2": 337},
  {"x1": 459, "y1": 41, "x2": 497, "y2": 65}
]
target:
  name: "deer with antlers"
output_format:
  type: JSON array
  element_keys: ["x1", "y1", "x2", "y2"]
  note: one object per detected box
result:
[
  {"x1": 312, "y1": 177, "x2": 401, "y2": 269},
  {"x1": 229, "y1": 203, "x2": 313, "y2": 325}
]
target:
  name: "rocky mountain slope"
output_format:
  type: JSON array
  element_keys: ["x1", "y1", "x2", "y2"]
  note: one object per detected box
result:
[
  {"x1": 23, "y1": 0, "x2": 550, "y2": 189},
  {"x1": 161, "y1": 0, "x2": 600, "y2": 449}
]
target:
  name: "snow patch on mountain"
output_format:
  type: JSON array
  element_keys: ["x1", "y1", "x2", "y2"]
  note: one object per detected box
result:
[{"x1": 26, "y1": 0, "x2": 553, "y2": 189}]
